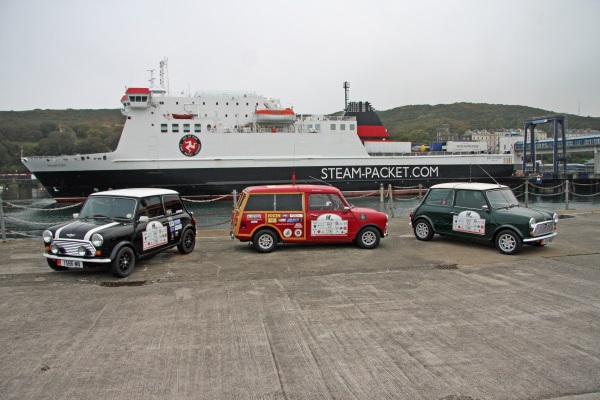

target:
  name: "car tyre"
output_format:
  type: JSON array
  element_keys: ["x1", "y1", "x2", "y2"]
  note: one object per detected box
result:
[
  {"x1": 177, "y1": 228, "x2": 196, "y2": 254},
  {"x1": 111, "y1": 246, "x2": 136, "y2": 277},
  {"x1": 496, "y1": 229, "x2": 522, "y2": 255},
  {"x1": 356, "y1": 226, "x2": 380, "y2": 249},
  {"x1": 413, "y1": 219, "x2": 434, "y2": 241},
  {"x1": 253, "y1": 229, "x2": 277, "y2": 253},
  {"x1": 47, "y1": 258, "x2": 68, "y2": 271}
]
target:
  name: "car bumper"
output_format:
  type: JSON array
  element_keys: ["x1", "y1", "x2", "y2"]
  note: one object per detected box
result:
[
  {"x1": 523, "y1": 232, "x2": 557, "y2": 243},
  {"x1": 43, "y1": 254, "x2": 112, "y2": 264}
]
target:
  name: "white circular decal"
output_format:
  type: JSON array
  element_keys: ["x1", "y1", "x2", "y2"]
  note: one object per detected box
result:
[
  {"x1": 294, "y1": 229, "x2": 303, "y2": 237},
  {"x1": 283, "y1": 229, "x2": 292, "y2": 237}
]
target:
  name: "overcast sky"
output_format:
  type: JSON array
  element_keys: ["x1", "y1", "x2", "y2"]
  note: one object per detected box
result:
[{"x1": 1, "y1": 0, "x2": 599, "y2": 117}]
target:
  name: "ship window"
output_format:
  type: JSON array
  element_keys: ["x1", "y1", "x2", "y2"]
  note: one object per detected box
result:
[
  {"x1": 340, "y1": 124, "x2": 346, "y2": 131},
  {"x1": 161, "y1": 124, "x2": 168, "y2": 133},
  {"x1": 350, "y1": 124, "x2": 355, "y2": 130},
  {"x1": 315, "y1": 124, "x2": 321, "y2": 131},
  {"x1": 172, "y1": 124, "x2": 179, "y2": 133},
  {"x1": 225, "y1": 114, "x2": 228, "y2": 118},
  {"x1": 141, "y1": 96, "x2": 148, "y2": 102},
  {"x1": 226, "y1": 102, "x2": 229, "y2": 105},
  {"x1": 216, "y1": 102, "x2": 218, "y2": 105},
  {"x1": 194, "y1": 124, "x2": 201, "y2": 132},
  {"x1": 236, "y1": 102, "x2": 239, "y2": 106},
  {"x1": 246, "y1": 103, "x2": 249, "y2": 106},
  {"x1": 331, "y1": 124, "x2": 336, "y2": 130},
  {"x1": 183, "y1": 124, "x2": 190, "y2": 133}
]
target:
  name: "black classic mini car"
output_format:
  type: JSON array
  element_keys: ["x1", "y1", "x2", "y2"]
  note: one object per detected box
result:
[
  {"x1": 410, "y1": 182, "x2": 558, "y2": 255},
  {"x1": 43, "y1": 188, "x2": 196, "y2": 277}
]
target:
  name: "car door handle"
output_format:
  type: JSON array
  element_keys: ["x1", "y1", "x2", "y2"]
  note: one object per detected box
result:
[{"x1": 310, "y1": 214, "x2": 318, "y2": 217}]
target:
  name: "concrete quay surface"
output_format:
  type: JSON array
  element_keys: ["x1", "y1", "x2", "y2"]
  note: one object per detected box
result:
[{"x1": 1, "y1": 209, "x2": 599, "y2": 400}]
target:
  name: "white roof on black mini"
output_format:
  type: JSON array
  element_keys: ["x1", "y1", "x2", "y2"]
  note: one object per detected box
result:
[
  {"x1": 429, "y1": 182, "x2": 508, "y2": 191},
  {"x1": 89, "y1": 188, "x2": 179, "y2": 198}
]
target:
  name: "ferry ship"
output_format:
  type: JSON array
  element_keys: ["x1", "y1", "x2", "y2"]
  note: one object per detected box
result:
[{"x1": 21, "y1": 60, "x2": 514, "y2": 201}]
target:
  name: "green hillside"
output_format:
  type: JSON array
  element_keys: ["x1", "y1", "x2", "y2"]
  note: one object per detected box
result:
[{"x1": 376, "y1": 103, "x2": 600, "y2": 141}]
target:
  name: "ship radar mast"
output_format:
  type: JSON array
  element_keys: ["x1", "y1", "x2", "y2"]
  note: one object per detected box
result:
[
  {"x1": 343, "y1": 81, "x2": 350, "y2": 111},
  {"x1": 159, "y1": 57, "x2": 169, "y2": 94},
  {"x1": 147, "y1": 57, "x2": 169, "y2": 95}
]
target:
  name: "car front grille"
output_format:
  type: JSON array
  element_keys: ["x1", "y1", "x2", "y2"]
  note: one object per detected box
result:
[
  {"x1": 53, "y1": 239, "x2": 96, "y2": 257},
  {"x1": 533, "y1": 221, "x2": 555, "y2": 236}
]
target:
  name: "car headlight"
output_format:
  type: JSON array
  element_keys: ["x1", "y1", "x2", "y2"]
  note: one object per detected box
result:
[
  {"x1": 43, "y1": 230, "x2": 53, "y2": 243},
  {"x1": 552, "y1": 213, "x2": 559, "y2": 224},
  {"x1": 529, "y1": 218, "x2": 536, "y2": 228},
  {"x1": 91, "y1": 233, "x2": 104, "y2": 247},
  {"x1": 77, "y1": 246, "x2": 87, "y2": 256},
  {"x1": 50, "y1": 244, "x2": 59, "y2": 254}
]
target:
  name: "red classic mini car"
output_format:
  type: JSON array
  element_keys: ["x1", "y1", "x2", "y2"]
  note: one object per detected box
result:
[{"x1": 230, "y1": 184, "x2": 388, "y2": 252}]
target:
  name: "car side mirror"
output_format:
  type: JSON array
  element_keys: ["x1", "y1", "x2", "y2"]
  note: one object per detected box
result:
[
  {"x1": 73, "y1": 213, "x2": 79, "y2": 219},
  {"x1": 138, "y1": 215, "x2": 149, "y2": 223},
  {"x1": 482, "y1": 205, "x2": 489, "y2": 213},
  {"x1": 343, "y1": 206, "x2": 350, "y2": 213}
]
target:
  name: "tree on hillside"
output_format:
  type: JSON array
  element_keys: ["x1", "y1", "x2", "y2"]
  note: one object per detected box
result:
[{"x1": 36, "y1": 131, "x2": 76, "y2": 155}]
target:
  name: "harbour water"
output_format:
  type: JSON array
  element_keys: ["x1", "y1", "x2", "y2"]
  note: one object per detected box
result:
[{"x1": 2, "y1": 188, "x2": 599, "y2": 240}]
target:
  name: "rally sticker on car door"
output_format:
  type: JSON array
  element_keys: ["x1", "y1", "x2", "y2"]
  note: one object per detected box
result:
[
  {"x1": 311, "y1": 214, "x2": 348, "y2": 236},
  {"x1": 143, "y1": 221, "x2": 168, "y2": 250},
  {"x1": 453, "y1": 211, "x2": 486, "y2": 235}
]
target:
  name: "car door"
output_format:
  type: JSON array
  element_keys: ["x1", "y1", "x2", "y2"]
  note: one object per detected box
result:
[
  {"x1": 162, "y1": 194, "x2": 189, "y2": 245},
  {"x1": 422, "y1": 188, "x2": 455, "y2": 235},
  {"x1": 306, "y1": 192, "x2": 357, "y2": 242},
  {"x1": 448, "y1": 190, "x2": 494, "y2": 240},
  {"x1": 133, "y1": 195, "x2": 171, "y2": 255}
]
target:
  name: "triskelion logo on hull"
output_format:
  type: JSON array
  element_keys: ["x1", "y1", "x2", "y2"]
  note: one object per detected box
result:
[{"x1": 179, "y1": 135, "x2": 201, "y2": 157}]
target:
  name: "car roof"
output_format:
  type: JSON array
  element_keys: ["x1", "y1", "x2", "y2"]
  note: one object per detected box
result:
[
  {"x1": 89, "y1": 188, "x2": 180, "y2": 198},
  {"x1": 429, "y1": 182, "x2": 508, "y2": 191},
  {"x1": 243, "y1": 184, "x2": 340, "y2": 194}
]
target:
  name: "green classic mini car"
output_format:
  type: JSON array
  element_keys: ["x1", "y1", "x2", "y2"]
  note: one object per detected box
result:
[{"x1": 409, "y1": 182, "x2": 558, "y2": 254}]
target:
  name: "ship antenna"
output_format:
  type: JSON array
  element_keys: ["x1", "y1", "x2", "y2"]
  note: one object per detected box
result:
[
  {"x1": 308, "y1": 176, "x2": 333, "y2": 186},
  {"x1": 147, "y1": 69, "x2": 156, "y2": 87},
  {"x1": 477, "y1": 164, "x2": 501, "y2": 186}
]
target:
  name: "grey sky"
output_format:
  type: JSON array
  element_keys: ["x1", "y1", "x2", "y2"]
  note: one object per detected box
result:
[{"x1": 1, "y1": 0, "x2": 599, "y2": 117}]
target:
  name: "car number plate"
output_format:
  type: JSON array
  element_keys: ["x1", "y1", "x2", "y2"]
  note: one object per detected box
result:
[
  {"x1": 542, "y1": 237, "x2": 554, "y2": 245},
  {"x1": 57, "y1": 259, "x2": 83, "y2": 268}
]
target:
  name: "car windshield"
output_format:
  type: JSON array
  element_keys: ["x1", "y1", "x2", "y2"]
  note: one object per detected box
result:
[
  {"x1": 486, "y1": 189, "x2": 519, "y2": 209},
  {"x1": 79, "y1": 197, "x2": 137, "y2": 220}
]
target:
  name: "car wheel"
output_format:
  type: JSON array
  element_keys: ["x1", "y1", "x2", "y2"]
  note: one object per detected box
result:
[
  {"x1": 47, "y1": 258, "x2": 68, "y2": 271},
  {"x1": 413, "y1": 219, "x2": 434, "y2": 241},
  {"x1": 177, "y1": 228, "x2": 196, "y2": 254},
  {"x1": 110, "y1": 246, "x2": 136, "y2": 277},
  {"x1": 496, "y1": 230, "x2": 522, "y2": 255},
  {"x1": 253, "y1": 229, "x2": 277, "y2": 253},
  {"x1": 356, "y1": 226, "x2": 380, "y2": 249}
]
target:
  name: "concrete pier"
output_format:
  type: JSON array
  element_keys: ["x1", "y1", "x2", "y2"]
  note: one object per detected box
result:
[{"x1": 1, "y1": 210, "x2": 599, "y2": 399}]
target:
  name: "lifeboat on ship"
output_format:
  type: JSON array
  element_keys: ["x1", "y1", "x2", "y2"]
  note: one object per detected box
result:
[
  {"x1": 255, "y1": 108, "x2": 295, "y2": 124},
  {"x1": 172, "y1": 113, "x2": 194, "y2": 119}
]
